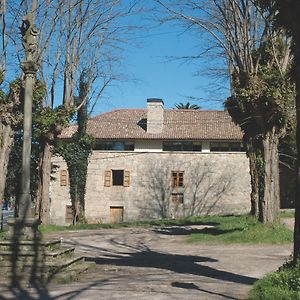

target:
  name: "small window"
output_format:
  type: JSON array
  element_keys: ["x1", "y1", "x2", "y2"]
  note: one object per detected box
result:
[
  {"x1": 210, "y1": 142, "x2": 244, "y2": 152},
  {"x1": 112, "y1": 170, "x2": 124, "y2": 186},
  {"x1": 171, "y1": 171, "x2": 184, "y2": 187},
  {"x1": 163, "y1": 141, "x2": 201, "y2": 151},
  {"x1": 104, "y1": 170, "x2": 130, "y2": 187},
  {"x1": 60, "y1": 170, "x2": 68, "y2": 186},
  {"x1": 94, "y1": 141, "x2": 134, "y2": 151},
  {"x1": 171, "y1": 193, "x2": 184, "y2": 204}
]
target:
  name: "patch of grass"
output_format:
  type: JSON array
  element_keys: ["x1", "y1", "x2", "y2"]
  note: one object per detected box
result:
[
  {"x1": 0, "y1": 230, "x2": 7, "y2": 240},
  {"x1": 280, "y1": 209, "x2": 295, "y2": 219},
  {"x1": 249, "y1": 260, "x2": 300, "y2": 300},
  {"x1": 40, "y1": 215, "x2": 292, "y2": 245},
  {"x1": 39, "y1": 217, "x2": 207, "y2": 233},
  {"x1": 187, "y1": 215, "x2": 293, "y2": 244}
]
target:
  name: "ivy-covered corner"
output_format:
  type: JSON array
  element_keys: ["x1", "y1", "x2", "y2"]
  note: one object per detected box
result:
[{"x1": 56, "y1": 133, "x2": 94, "y2": 225}]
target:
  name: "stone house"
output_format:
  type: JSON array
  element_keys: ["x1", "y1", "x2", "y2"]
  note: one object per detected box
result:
[{"x1": 50, "y1": 99, "x2": 251, "y2": 225}]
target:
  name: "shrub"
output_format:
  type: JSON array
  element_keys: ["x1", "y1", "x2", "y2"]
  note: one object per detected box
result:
[{"x1": 250, "y1": 260, "x2": 300, "y2": 300}]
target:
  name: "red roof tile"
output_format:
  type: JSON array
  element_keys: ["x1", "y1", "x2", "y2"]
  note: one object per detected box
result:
[{"x1": 61, "y1": 109, "x2": 243, "y2": 140}]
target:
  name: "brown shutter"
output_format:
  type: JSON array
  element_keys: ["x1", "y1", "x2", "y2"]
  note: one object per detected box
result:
[
  {"x1": 124, "y1": 170, "x2": 130, "y2": 187},
  {"x1": 171, "y1": 172, "x2": 176, "y2": 187},
  {"x1": 104, "y1": 170, "x2": 112, "y2": 187},
  {"x1": 60, "y1": 170, "x2": 68, "y2": 186}
]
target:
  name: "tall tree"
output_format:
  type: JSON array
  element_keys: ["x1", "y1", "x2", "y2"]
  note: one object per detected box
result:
[
  {"x1": 157, "y1": 0, "x2": 294, "y2": 223},
  {"x1": 34, "y1": 0, "x2": 140, "y2": 224},
  {"x1": 268, "y1": 0, "x2": 300, "y2": 260},
  {"x1": 0, "y1": 1, "x2": 142, "y2": 224}
]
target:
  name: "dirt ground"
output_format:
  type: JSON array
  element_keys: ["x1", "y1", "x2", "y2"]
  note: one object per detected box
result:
[{"x1": 0, "y1": 224, "x2": 293, "y2": 300}]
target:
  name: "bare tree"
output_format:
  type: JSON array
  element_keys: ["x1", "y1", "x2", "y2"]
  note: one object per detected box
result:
[
  {"x1": 0, "y1": 1, "x2": 142, "y2": 224},
  {"x1": 34, "y1": 0, "x2": 142, "y2": 224},
  {"x1": 156, "y1": 0, "x2": 294, "y2": 223},
  {"x1": 137, "y1": 161, "x2": 236, "y2": 219}
]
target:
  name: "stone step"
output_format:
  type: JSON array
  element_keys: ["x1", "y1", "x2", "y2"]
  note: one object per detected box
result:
[
  {"x1": 48, "y1": 261, "x2": 95, "y2": 284},
  {"x1": 0, "y1": 239, "x2": 61, "y2": 247},
  {"x1": 0, "y1": 251, "x2": 45, "y2": 257},
  {"x1": 0, "y1": 256, "x2": 85, "y2": 273},
  {"x1": 46, "y1": 247, "x2": 75, "y2": 258}
]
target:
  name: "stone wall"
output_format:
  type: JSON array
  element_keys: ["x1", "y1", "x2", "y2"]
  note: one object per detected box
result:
[
  {"x1": 50, "y1": 151, "x2": 251, "y2": 225},
  {"x1": 50, "y1": 157, "x2": 71, "y2": 225}
]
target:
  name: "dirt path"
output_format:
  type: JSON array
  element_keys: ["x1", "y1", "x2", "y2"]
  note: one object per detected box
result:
[{"x1": 0, "y1": 226, "x2": 293, "y2": 299}]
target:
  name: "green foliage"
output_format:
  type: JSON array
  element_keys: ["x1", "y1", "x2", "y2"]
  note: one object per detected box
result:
[
  {"x1": 33, "y1": 105, "x2": 74, "y2": 141},
  {"x1": 56, "y1": 133, "x2": 94, "y2": 223},
  {"x1": 4, "y1": 132, "x2": 40, "y2": 201},
  {"x1": 55, "y1": 70, "x2": 94, "y2": 224},
  {"x1": 4, "y1": 79, "x2": 74, "y2": 204},
  {"x1": 174, "y1": 102, "x2": 201, "y2": 110},
  {"x1": 249, "y1": 260, "x2": 300, "y2": 300}
]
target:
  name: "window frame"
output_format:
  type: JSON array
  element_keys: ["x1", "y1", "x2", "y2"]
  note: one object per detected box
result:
[
  {"x1": 210, "y1": 141, "x2": 245, "y2": 152},
  {"x1": 163, "y1": 141, "x2": 202, "y2": 152},
  {"x1": 60, "y1": 169, "x2": 69, "y2": 186},
  {"x1": 171, "y1": 171, "x2": 184, "y2": 187},
  {"x1": 171, "y1": 193, "x2": 184, "y2": 204},
  {"x1": 104, "y1": 169, "x2": 130, "y2": 187}
]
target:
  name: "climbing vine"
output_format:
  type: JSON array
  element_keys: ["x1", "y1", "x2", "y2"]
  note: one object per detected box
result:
[
  {"x1": 56, "y1": 133, "x2": 94, "y2": 224},
  {"x1": 55, "y1": 70, "x2": 93, "y2": 224}
]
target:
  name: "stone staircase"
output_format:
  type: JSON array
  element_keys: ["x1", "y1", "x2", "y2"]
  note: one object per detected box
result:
[{"x1": 0, "y1": 238, "x2": 92, "y2": 284}]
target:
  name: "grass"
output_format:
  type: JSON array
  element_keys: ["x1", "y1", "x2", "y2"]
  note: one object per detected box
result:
[
  {"x1": 39, "y1": 217, "x2": 203, "y2": 234},
  {"x1": 280, "y1": 209, "x2": 295, "y2": 219},
  {"x1": 187, "y1": 215, "x2": 293, "y2": 244},
  {"x1": 40, "y1": 214, "x2": 293, "y2": 245},
  {"x1": 0, "y1": 230, "x2": 7, "y2": 240},
  {"x1": 249, "y1": 260, "x2": 300, "y2": 300}
]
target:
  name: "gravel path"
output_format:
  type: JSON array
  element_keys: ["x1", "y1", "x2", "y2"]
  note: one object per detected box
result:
[{"x1": 0, "y1": 225, "x2": 293, "y2": 300}]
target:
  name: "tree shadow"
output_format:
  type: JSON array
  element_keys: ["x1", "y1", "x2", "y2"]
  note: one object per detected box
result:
[
  {"x1": 84, "y1": 238, "x2": 257, "y2": 286},
  {"x1": 0, "y1": 218, "x2": 52, "y2": 300},
  {"x1": 171, "y1": 281, "x2": 240, "y2": 300},
  {"x1": 152, "y1": 225, "x2": 241, "y2": 236}
]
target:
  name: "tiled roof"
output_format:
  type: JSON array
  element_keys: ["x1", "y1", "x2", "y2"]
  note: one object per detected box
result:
[{"x1": 61, "y1": 109, "x2": 243, "y2": 140}]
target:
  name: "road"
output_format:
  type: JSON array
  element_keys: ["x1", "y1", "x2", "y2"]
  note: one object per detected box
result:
[{"x1": 0, "y1": 225, "x2": 293, "y2": 299}]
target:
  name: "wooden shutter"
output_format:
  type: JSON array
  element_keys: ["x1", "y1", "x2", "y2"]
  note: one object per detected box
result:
[
  {"x1": 104, "y1": 170, "x2": 112, "y2": 187},
  {"x1": 60, "y1": 170, "x2": 68, "y2": 186},
  {"x1": 124, "y1": 170, "x2": 130, "y2": 187},
  {"x1": 178, "y1": 172, "x2": 184, "y2": 187},
  {"x1": 171, "y1": 171, "x2": 184, "y2": 187}
]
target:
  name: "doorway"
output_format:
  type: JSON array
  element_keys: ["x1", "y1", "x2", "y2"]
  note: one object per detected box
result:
[{"x1": 109, "y1": 206, "x2": 124, "y2": 224}]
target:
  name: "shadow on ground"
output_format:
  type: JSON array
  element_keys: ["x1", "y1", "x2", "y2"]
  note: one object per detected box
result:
[
  {"x1": 84, "y1": 238, "x2": 257, "y2": 286},
  {"x1": 153, "y1": 226, "x2": 241, "y2": 236},
  {"x1": 0, "y1": 227, "x2": 256, "y2": 300}
]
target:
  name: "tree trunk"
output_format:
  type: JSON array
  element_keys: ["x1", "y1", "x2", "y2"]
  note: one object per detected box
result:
[
  {"x1": 0, "y1": 122, "x2": 14, "y2": 218},
  {"x1": 293, "y1": 34, "x2": 300, "y2": 261},
  {"x1": 247, "y1": 139, "x2": 260, "y2": 218},
  {"x1": 259, "y1": 128, "x2": 280, "y2": 224},
  {"x1": 35, "y1": 141, "x2": 52, "y2": 225}
]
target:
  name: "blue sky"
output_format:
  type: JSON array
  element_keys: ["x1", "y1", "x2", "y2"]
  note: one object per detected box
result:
[{"x1": 93, "y1": 20, "x2": 230, "y2": 115}]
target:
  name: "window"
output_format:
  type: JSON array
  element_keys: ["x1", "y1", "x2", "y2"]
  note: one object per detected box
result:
[
  {"x1": 210, "y1": 142, "x2": 245, "y2": 152},
  {"x1": 171, "y1": 193, "x2": 184, "y2": 204},
  {"x1": 171, "y1": 171, "x2": 184, "y2": 187},
  {"x1": 94, "y1": 141, "x2": 134, "y2": 151},
  {"x1": 104, "y1": 170, "x2": 130, "y2": 187},
  {"x1": 60, "y1": 170, "x2": 69, "y2": 186},
  {"x1": 163, "y1": 141, "x2": 201, "y2": 151}
]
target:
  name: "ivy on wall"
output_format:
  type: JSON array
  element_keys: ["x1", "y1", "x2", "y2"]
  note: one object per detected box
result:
[{"x1": 56, "y1": 133, "x2": 94, "y2": 224}]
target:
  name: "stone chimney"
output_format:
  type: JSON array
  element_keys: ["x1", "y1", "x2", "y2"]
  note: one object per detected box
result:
[{"x1": 147, "y1": 98, "x2": 164, "y2": 134}]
